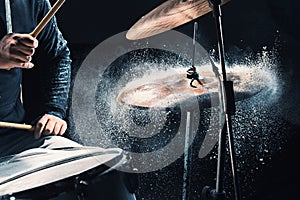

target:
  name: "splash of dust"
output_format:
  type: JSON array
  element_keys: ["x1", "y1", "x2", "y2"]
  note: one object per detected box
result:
[
  {"x1": 88, "y1": 45, "x2": 282, "y2": 147},
  {"x1": 91, "y1": 45, "x2": 282, "y2": 151},
  {"x1": 110, "y1": 48, "x2": 282, "y2": 198},
  {"x1": 75, "y1": 45, "x2": 286, "y2": 198}
]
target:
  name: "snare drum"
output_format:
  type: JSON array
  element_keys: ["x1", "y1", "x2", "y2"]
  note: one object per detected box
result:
[{"x1": 0, "y1": 147, "x2": 136, "y2": 200}]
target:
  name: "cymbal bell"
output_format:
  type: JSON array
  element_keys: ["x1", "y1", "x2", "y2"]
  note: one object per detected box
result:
[{"x1": 126, "y1": 0, "x2": 230, "y2": 40}]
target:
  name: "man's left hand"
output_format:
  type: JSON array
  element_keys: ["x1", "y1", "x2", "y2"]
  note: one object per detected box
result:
[{"x1": 34, "y1": 114, "x2": 67, "y2": 139}]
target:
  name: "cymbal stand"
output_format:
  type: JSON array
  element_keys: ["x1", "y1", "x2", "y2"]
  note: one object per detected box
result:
[{"x1": 201, "y1": 0, "x2": 240, "y2": 199}]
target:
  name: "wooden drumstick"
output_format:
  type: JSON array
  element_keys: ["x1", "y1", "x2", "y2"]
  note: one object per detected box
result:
[
  {"x1": 30, "y1": 0, "x2": 66, "y2": 38},
  {"x1": 0, "y1": 122, "x2": 35, "y2": 131}
]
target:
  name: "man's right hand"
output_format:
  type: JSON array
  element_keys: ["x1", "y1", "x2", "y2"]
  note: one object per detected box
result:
[{"x1": 0, "y1": 33, "x2": 38, "y2": 70}]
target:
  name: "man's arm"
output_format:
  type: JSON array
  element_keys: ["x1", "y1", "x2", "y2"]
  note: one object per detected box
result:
[{"x1": 31, "y1": 0, "x2": 72, "y2": 139}]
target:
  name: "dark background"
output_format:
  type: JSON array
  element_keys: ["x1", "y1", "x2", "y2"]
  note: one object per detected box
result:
[{"x1": 51, "y1": 0, "x2": 300, "y2": 199}]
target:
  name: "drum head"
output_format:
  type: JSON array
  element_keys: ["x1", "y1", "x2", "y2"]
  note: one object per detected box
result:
[{"x1": 0, "y1": 146, "x2": 126, "y2": 196}]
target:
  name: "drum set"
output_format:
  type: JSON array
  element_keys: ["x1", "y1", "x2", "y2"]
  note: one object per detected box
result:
[{"x1": 0, "y1": 0, "x2": 242, "y2": 199}]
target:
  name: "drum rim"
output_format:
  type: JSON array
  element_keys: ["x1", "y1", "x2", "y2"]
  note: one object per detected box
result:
[{"x1": 0, "y1": 148, "x2": 129, "y2": 196}]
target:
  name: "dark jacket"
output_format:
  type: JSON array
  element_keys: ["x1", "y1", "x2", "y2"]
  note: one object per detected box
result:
[{"x1": 0, "y1": 0, "x2": 72, "y2": 132}]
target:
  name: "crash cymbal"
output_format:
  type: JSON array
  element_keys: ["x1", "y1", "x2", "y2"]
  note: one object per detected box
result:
[
  {"x1": 126, "y1": 0, "x2": 230, "y2": 40},
  {"x1": 116, "y1": 69, "x2": 245, "y2": 108}
]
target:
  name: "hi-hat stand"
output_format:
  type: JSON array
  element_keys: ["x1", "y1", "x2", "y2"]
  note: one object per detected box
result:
[{"x1": 201, "y1": 0, "x2": 240, "y2": 199}]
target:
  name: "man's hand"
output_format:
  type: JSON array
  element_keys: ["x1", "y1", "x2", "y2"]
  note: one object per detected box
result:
[
  {"x1": 34, "y1": 114, "x2": 68, "y2": 139},
  {"x1": 0, "y1": 33, "x2": 38, "y2": 70}
]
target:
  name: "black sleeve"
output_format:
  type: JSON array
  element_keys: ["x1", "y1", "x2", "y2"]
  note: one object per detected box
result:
[{"x1": 24, "y1": 0, "x2": 72, "y2": 121}]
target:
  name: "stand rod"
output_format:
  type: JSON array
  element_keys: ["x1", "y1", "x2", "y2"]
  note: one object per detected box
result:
[
  {"x1": 207, "y1": 0, "x2": 240, "y2": 199},
  {"x1": 211, "y1": 1, "x2": 227, "y2": 194}
]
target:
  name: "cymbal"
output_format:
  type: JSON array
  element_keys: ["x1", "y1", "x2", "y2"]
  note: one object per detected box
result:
[
  {"x1": 116, "y1": 69, "x2": 236, "y2": 108},
  {"x1": 126, "y1": 0, "x2": 230, "y2": 40},
  {"x1": 116, "y1": 66, "x2": 269, "y2": 109}
]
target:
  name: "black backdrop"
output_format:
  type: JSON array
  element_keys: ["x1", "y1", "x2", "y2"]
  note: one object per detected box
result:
[{"x1": 49, "y1": 0, "x2": 300, "y2": 199}]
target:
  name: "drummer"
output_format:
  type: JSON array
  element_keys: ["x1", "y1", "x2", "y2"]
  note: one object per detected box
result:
[
  {"x1": 0, "y1": 0, "x2": 136, "y2": 199},
  {"x1": 0, "y1": 0, "x2": 88, "y2": 157},
  {"x1": 0, "y1": 12, "x2": 80, "y2": 156}
]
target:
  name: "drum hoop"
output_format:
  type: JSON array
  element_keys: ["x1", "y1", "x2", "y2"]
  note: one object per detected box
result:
[
  {"x1": 0, "y1": 149, "x2": 120, "y2": 185},
  {"x1": 0, "y1": 151, "x2": 130, "y2": 199}
]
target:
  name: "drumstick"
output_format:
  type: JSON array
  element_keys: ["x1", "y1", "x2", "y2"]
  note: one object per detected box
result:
[
  {"x1": 30, "y1": 0, "x2": 66, "y2": 38},
  {"x1": 0, "y1": 122, "x2": 35, "y2": 131}
]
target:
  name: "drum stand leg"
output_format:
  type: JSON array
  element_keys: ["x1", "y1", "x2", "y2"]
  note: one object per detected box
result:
[
  {"x1": 201, "y1": 0, "x2": 241, "y2": 200},
  {"x1": 75, "y1": 176, "x2": 89, "y2": 200}
]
